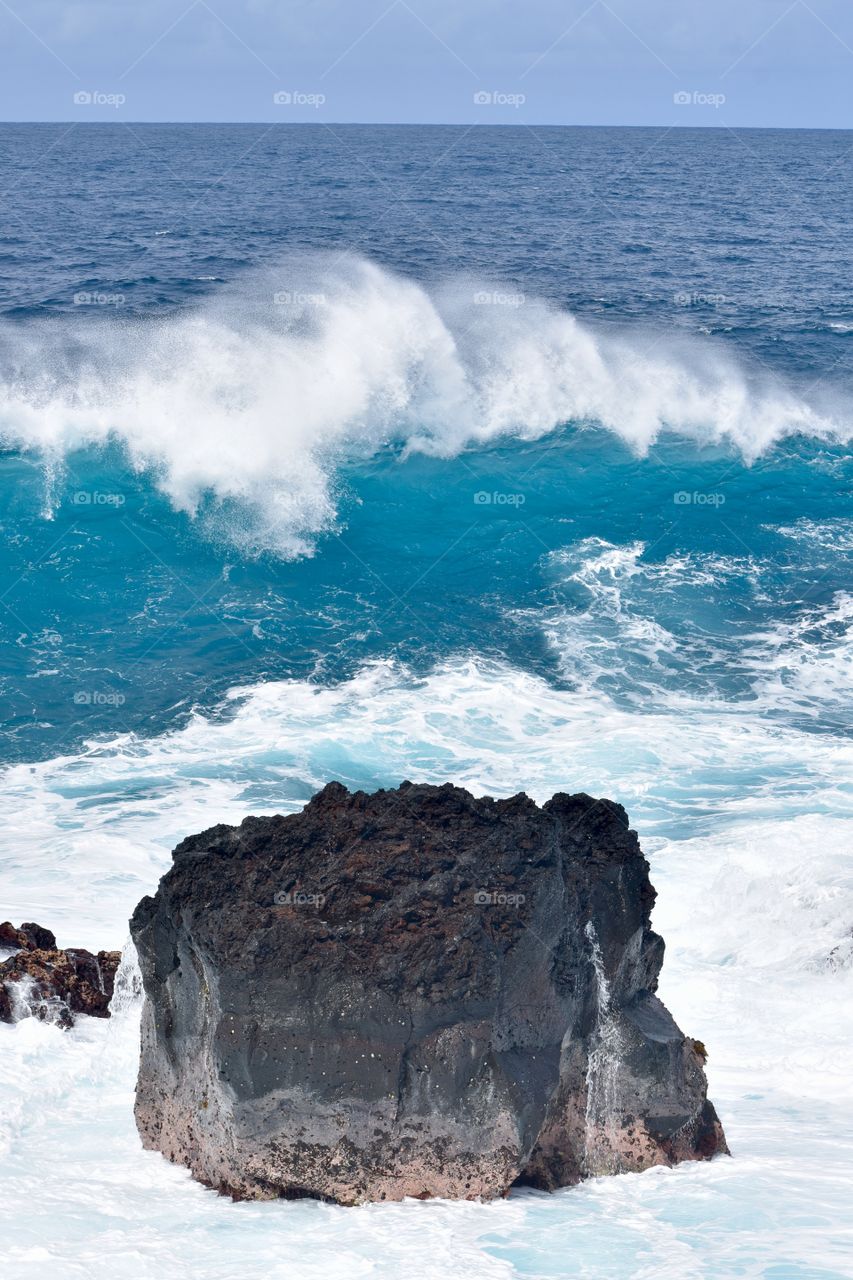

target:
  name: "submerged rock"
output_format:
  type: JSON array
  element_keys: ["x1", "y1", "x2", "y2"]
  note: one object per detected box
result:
[
  {"x1": 131, "y1": 782, "x2": 728, "y2": 1204},
  {"x1": 0, "y1": 921, "x2": 121, "y2": 1028}
]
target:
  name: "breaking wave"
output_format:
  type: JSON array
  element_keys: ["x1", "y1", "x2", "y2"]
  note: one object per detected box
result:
[{"x1": 0, "y1": 254, "x2": 848, "y2": 556}]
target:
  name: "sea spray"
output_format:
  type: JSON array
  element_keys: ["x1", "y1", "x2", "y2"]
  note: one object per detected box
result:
[
  {"x1": 109, "y1": 940, "x2": 143, "y2": 1017},
  {"x1": 0, "y1": 255, "x2": 847, "y2": 557},
  {"x1": 6, "y1": 974, "x2": 43, "y2": 1023}
]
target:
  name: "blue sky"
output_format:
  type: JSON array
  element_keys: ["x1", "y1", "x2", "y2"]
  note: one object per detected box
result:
[{"x1": 1, "y1": 0, "x2": 852, "y2": 125}]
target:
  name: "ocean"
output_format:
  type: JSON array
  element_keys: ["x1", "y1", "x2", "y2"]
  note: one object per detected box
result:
[{"x1": 0, "y1": 123, "x2": 851, "y2": 1278}]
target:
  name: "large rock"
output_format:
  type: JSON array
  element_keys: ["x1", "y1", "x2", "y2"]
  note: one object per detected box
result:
[
  {"x1": 131, "y1": 782, "x2": 727, "y2": 1203},
  {"x1": 0, "y1": 921, "x2": 120, "y2": 1028}
]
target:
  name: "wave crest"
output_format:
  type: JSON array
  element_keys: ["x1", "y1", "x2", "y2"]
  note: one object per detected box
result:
[{"x1": 0, "y1": 254, "x2": 847, "y2": 555}]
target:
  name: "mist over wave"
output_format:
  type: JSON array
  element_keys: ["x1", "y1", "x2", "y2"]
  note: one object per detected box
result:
[{"x1": 0, "y1": 254, "x2": 848, "y2": 556}]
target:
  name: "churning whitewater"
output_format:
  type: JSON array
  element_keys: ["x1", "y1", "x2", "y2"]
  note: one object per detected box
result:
[
  {"x1": 1, "y1": 655, "x2": 852, "y2": 1275},
  {"x1": 1, "y1": 124, "x2": 852, "y2": 1279}
]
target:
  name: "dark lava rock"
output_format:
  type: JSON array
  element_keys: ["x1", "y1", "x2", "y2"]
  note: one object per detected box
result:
[
  {"x1": 0, "y1": 921, "x2": 121, "y2": 1028},
  {"x1": 131, "y1": 782, "x2": 728, "y2": 1204},
  {"x1": 0, "y1": 921, "x2": 57, "y2": 952}
]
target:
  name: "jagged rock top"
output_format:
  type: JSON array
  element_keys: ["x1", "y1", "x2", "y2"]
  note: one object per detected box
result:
[{"x1": 147, "y1": 781, "x2": 654, "y2": 974}]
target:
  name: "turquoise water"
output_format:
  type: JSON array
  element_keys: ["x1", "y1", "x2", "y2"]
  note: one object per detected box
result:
[{"x1": 0, "y1": 125, "x2": 851, "y2": 1278}]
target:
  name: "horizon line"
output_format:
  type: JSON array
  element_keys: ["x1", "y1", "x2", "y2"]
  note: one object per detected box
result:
[{"x1": 1, "y1": 119, "x2": 852, "y2": 131}]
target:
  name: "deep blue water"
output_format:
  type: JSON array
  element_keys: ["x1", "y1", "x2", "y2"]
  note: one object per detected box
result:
[
  {"x1": 4, "y1": 124, "x2": 853, "y2": 369},
  {"x1": 0, "y1": 124, "x2": 851, "y2": 762}
]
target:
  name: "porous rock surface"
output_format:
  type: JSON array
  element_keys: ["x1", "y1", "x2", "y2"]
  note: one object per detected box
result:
[{"x1": 131, "y1": 782, "x2": 727, "y2": 1203}]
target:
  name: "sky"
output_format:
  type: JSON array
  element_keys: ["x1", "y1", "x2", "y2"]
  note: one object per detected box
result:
[{"x1": 0, "y1": 0, "x2": 852, "y2": 126}]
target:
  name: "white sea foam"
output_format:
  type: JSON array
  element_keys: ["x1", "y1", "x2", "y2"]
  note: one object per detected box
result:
[
  {"x1": 0, "y1": 657, "x2": 851, "y2": 1276},
  {"x1": 2, "y1": 654, "x2": 850, "y2": 942},
  {"x1": 525, "y1": 538, "x2": 853, "y2": 719},
  {"x1": 0, "y1": 255, "x2": 848, "y2": 555},
  {"x1": 740, "y1": 591, "x2": 853, "y2": 713},
  {"x1": 775, "y1": 517, "x2": 853, "y2": 553}
]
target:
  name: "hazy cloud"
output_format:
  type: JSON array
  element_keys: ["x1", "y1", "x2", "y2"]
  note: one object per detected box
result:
[{"x1": 1, "y1": 0, "x2": 852, "y2": 124}]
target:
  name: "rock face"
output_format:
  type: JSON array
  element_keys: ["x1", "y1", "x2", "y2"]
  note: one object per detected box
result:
[
  {"x1": 0, "y1": 921, "x2": 121, "y2": 1028},
  {"x1": 131, "y1": 782, "x2": 727, "y2": 1204}
]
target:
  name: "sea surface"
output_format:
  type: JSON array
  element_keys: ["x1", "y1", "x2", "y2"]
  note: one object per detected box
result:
[{"x1": 0, "y1": 123, "x2": 851, "y2": 1279}]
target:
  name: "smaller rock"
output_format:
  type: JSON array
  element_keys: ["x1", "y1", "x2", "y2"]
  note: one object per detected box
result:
[
  {"x1": 0, "y1": 920, "x2": 58, "y2": 952},
  {"x1": 0, "y1": 922, "x2": 121, "y2": 1029}
]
